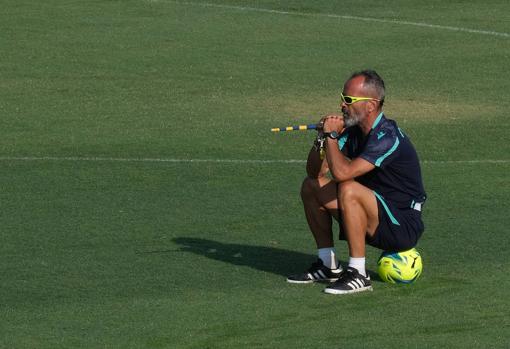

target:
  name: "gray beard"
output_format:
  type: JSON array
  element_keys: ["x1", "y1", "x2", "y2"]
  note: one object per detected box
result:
[{"x1": 343, "y1": 112, "x2": 360, "y2": 128}]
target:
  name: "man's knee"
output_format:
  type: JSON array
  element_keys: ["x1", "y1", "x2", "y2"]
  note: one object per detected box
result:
[
  {"x1": 338, "y1": 181, "x2": 379, "y2": 230},
  {"x1": 300, "y1": 176, "x2": 318, "y2": 201},
  {"x1": 338, "y1": 181, "x2": 361, "y2": 211}
]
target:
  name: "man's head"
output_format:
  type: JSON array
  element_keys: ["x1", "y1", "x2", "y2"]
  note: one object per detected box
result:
[{"x1": 341, "y1": 70, "x2": 385, "y2": 128}]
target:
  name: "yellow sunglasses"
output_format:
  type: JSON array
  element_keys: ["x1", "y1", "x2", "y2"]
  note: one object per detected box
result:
[{"x1": 341, "y1": 93, "x2": 380, "y2": 105}]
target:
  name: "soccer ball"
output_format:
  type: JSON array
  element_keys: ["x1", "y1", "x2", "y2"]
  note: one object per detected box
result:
[{"x1": 377, "y1": 248, "x2": 423, "y2": 284}]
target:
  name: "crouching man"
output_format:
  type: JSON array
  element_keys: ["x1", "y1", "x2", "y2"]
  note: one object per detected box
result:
[{"x1": 287, "y1": 70, "x2": 426, "y2": 294}]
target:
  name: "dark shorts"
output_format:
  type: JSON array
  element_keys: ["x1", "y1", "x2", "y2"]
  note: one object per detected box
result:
[{"x1": 339, "y1": 194, "x2": 424, "y2": 252}]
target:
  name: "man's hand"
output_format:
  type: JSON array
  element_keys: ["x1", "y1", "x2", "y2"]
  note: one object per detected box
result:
[{"x1": 322, "y1": 114, "x2": 345, "y2": 133}]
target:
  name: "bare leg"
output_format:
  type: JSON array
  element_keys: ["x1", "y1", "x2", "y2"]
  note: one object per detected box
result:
[
  {"x1": 338, "y1": 180, "x2": 379, "y2": 257},
  {"x1": 301, "y1": 176, "x2": 379, "y2": 256},
  {"x1": 300, "y1": 176, "x2": 340, "y2": 248}
]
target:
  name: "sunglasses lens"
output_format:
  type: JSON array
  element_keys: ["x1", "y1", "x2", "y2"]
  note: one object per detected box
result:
[{"x1": 344, "y1": 96, "x2": 353, "y2": 104}]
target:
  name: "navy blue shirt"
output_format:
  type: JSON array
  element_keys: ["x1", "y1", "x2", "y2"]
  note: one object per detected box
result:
[{"x1": 338, "y1": 112, "x2": 426, "y2": 209}]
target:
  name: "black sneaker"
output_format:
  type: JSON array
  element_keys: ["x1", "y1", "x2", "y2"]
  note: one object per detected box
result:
[
  {"x1": 287, "y1": 259, "x2": 343, "y2": 284},
  {"x1": 323, "y1": 267, "x2": 373, "y2": 294}
]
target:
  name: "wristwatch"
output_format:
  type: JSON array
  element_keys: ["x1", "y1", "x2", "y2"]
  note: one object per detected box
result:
[{"x1": 324, "y1": 131, "x2": 341, "y2": 140}]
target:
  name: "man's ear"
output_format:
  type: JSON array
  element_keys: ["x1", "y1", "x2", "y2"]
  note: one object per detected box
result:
[{"x1": 367, "y1": 100, "x2": 377, "y2": 113}]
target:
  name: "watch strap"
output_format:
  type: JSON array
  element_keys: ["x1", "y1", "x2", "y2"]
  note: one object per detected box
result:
[{"x1": 324, "y1": 131, "x2": 340, "y2": 140}]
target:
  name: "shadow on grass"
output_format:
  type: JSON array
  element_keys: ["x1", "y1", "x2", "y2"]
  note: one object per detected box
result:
[
  {"x1": 172, "y1": 237, "x2": 315, "y2": 277},
  {"x1": 172, "y1": 237, "x2": 380, "y2": 281}
]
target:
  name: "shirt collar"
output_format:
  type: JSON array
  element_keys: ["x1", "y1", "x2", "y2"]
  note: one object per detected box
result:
[{"x1": 371, "y1": 111, "x2": 384, "y2": 130}]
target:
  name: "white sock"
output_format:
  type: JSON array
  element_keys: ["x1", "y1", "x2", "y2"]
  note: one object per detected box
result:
[
  {"x1": 318, "y1": 247, "x2": 338, "y2": 269},
  {"x1": 348, "y1": 257, "x2": 366, "y2": 277}
]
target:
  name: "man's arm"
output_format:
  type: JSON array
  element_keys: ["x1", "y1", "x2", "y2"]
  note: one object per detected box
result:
[
  {"x1": 322, "y1": 115, "x2": 375, "y2": 181},
  {"x1": 306, "y1": 142, "x2": 329, "y2": 178},
  {"x1": 325, "y1": 138, "x2": 374, "y2": 181}
]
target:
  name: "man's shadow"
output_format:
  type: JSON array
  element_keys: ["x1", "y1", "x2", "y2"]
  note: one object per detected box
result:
[
  {"x1": 172, "y1": 237, "x2": 378, "y2": 280},
  {"x1": 172, "y1": 237, "x2": 315, "y2": 277}
]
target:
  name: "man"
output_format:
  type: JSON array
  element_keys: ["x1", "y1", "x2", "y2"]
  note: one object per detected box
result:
[{"x1": 287, "y1": 70, "x2": 426, "y2": 294}]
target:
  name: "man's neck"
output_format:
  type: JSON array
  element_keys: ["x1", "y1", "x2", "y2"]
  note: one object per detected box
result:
[{"x1": 360, "y1": 110, "x2": 383, "y2": 135}]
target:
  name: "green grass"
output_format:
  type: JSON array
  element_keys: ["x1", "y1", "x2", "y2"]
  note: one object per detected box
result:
[{"x1": 1, "y1": 0, "x2": 509, "y2": 348}]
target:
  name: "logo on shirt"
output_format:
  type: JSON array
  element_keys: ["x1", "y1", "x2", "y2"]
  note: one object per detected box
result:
[{"x1": 377, "y1": 131, "x2": 386, "y2": 140}]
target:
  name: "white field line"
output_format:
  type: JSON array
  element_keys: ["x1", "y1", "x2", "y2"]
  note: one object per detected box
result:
[
  {"x1": 167, "y1": 1, "x2": 510, "y2": 39},
  {"x1": 0, "y1": 156, "x2": 508, "y2": 165}
]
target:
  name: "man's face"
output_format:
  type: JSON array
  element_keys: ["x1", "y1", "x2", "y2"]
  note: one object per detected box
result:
[
  {"x1": 341, "y1": 76, "x2": 371, "y2": 128},
  {"x1": 342, "y1": 102, "x2": 365, "y2": 128}
]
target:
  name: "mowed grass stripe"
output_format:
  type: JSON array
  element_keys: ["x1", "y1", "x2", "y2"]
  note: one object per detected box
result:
[
  {"x1": 0, "y1": 156, "x2": 508, "y2": 164},
  {"x1": 166, "y1": 0, "x2": 510, "y2": 38}
]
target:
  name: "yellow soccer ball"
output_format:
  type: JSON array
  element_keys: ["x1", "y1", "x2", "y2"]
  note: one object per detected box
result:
[{"x1": 377, "y1": 248, "x2": 423, "y2": 284}]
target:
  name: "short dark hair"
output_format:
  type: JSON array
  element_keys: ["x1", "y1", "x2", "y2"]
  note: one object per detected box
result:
[{"x1": 349, "y1": 69, "x2": 385, "y2": 107}]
